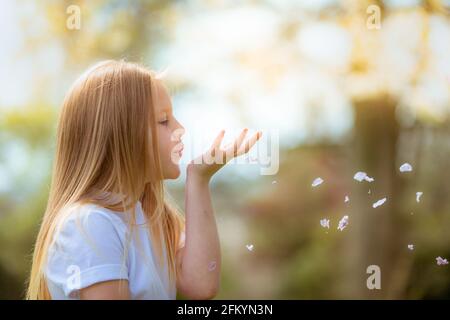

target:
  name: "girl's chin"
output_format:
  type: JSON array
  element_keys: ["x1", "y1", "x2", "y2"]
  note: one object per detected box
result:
[{"x1": 163, "y1": 165, "x2": 181, "y2": 180}]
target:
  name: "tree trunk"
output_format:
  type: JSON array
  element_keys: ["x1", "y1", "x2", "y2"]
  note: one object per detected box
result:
[{"x1": 341, "y1": 95, "x2": 405, "y2": 299}]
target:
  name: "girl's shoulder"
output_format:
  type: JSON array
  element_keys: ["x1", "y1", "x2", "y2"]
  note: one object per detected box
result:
[
  {"x1": 61, "y1": 201, "x2": 133, "y2": 228},
  {"x1": 52, "y1": 202, "x2": 131, "y2": 249}
]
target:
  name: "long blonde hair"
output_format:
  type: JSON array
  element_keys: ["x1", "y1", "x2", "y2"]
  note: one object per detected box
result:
[{"x1": 26, "y1": 60, "x2": 185, "y2": 299}]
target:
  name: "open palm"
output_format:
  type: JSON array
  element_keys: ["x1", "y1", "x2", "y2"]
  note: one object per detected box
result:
[{"x1": 189, "y1": 129, "x2": 262, "y2": 180}]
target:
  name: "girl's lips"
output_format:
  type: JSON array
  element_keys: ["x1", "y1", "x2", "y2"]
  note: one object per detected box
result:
[{"x1": 174, "y1": 144, "x2": 184, "y2": 156}]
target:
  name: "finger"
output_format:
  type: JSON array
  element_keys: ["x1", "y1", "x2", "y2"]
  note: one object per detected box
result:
[
  {"x1": 236, "y1": 131, "x2": 262, "y2": 156},
  {"x1": 226, "y1": 128, "x2": 248, "y2": 157},
  {"x1": 209, "y1": 130, "x2": 226, "y2": 156}
]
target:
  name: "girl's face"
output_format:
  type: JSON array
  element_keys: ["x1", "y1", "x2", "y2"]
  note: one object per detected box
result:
[{"x1": 153, "y1": 80, "x2": 185, "y2": 179}]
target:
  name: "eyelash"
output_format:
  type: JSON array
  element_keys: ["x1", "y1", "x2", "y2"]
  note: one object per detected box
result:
[{"x1": 159, "y1": 120, "x2": 169, "y2": 126}]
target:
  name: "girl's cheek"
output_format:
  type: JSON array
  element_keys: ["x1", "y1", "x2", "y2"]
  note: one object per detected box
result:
[
  {"x1": 165, "y1": 129, "x2": 174, "y2": 150},
  {"x1": 158, "y1": 126, "x2": 169, "y2": 141}
]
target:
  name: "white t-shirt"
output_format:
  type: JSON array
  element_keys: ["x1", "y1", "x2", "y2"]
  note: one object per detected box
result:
[{"x1": 45, "y1": 200, "x2": 184, "y2": 300}]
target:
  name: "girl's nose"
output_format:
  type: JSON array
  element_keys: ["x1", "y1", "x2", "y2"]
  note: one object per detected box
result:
[
  {"x1": 172, "y1": 126, "x2": 185, "y2": 141},
  {"x1": 177, "y1": 124, "x2": 186, "y2": 138}
]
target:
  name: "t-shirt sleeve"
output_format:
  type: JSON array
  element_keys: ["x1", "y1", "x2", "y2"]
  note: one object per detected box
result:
[{"x1": 45, "y1": 206, "x2": 129, "y2": 299}]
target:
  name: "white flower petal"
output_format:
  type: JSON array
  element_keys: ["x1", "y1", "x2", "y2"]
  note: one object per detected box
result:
[
  {"x1": 416, "y1": 192, "x2": 423, "y2": 203},
  {"x1": 337, "y1": 215, "x2": 349, "y2": 231},
  {"x1": 312, "y1": 177, "x2": 324, "y2": 187},
  {"x1": 320, "y1": 218, "x2": 330, "y2": 229},
  {"x1": 354, "y1": 171, "x2": 374, "y2": 183},
  {"x1": 399, "y1": 163, "x2": 413, "y2": 172},
  {"x1": 354, "y1": 171, "x2": 366, "y2": 182},
  {"x1": 208, "y1": 261, "x2": 217, "y2": 271},
  {"x1": 372, "y1": 197, "x2": 387, "y2": 208},
  {"x1": 436, "y1": 256, "x2": 449, "y2": 266}
]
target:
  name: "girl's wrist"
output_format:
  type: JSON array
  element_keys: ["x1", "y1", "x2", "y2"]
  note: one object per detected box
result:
[{"x1": 186, "y1": 163, "x2": 211, "y2": 186}]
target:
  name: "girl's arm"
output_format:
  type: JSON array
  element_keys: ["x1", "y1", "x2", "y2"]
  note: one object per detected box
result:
[
  {"x1": 175, "y1": 166, "x2": 220, "y2": 299},
  {"x1": 176, "y1": 129, "x2": 262, "y2": 299},
  {"x1": 80, "y1": 280, "x2": 130, "y2": 299}
]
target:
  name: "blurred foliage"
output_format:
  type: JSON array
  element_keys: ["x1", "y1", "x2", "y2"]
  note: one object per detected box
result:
[{"x1": 0, "y1": 104, "x2": 55, "y2": 299}]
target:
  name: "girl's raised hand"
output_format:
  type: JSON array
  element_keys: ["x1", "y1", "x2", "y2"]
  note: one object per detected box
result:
[{"x1": 188, "y1": 129, "x2": 262, "y2": 182}]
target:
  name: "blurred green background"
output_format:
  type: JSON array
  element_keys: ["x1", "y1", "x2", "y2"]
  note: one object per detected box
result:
[{"x1": 0, "y1": 0, "x2": 449, "y2": 299}]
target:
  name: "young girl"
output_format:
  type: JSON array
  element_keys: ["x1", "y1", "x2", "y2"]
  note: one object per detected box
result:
[{"x1": 26, "y1": 60, "x2": 261, "y2": 300}]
